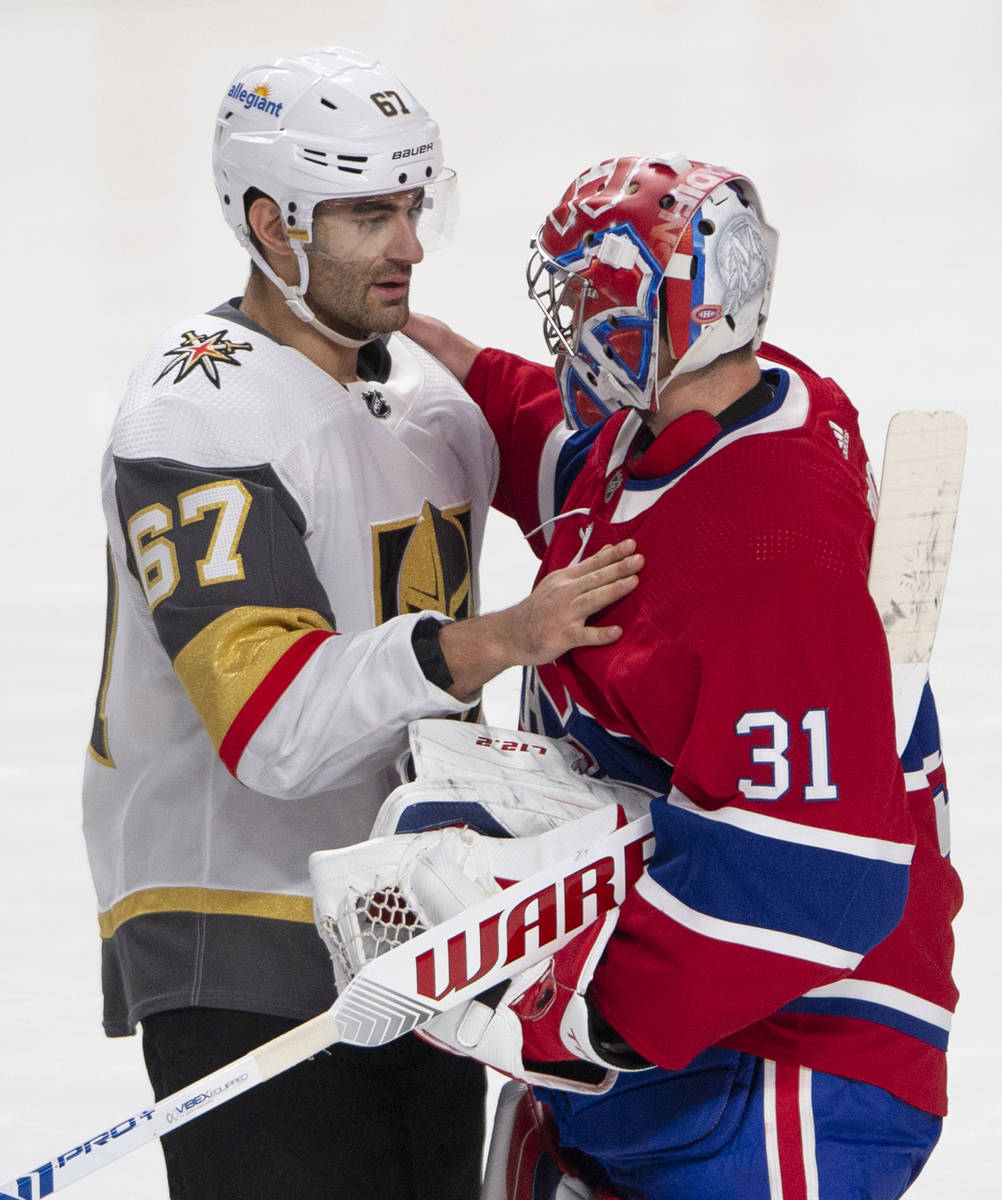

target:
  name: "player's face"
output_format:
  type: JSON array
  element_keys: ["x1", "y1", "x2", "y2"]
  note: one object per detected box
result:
[{"x1": 304, "y1": 189, "x2": 425, "y2": 338}]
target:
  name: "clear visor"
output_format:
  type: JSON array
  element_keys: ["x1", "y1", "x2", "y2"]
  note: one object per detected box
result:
[
  {"x1": 527, "y1": 244, "x2": 593, "y2": 356},
  {"x1": 307, "y1": 170, "x2": 458, "y2": 262}
]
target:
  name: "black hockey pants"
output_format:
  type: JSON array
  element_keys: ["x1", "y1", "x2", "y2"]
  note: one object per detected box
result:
[{"x1": 142, "y1": 1007, "x2": 486, "y2": 1200}]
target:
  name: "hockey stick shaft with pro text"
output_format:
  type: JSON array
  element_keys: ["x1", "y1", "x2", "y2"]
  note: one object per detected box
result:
[{"x1": 2, "y1": 807, "x2": 652, "y2": 1199}]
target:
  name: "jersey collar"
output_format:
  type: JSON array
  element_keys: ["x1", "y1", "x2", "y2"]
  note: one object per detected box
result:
[
  {"x1": 602, "y1": 363, "x2": 810, "y2": 522},
  {"x1": 626, "y1": 375, "x2": 776, "y2": 481}
]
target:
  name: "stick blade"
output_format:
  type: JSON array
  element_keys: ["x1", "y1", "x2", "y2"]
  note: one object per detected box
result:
[{"x1": 868, "y1": 410, "x2": 967, "y2": 668}]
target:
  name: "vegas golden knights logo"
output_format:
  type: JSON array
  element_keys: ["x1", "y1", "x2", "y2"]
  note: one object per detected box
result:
[{"x1": 372, "y1": 501, "x2": 473, "y2": 626}]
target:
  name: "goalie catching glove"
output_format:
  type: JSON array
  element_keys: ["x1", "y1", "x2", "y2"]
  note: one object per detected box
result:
[
  {"x1": 379, "y1": 720, "x2": 651, "y2": 1091},
  {"x1": 310, "y1": 720, "x2": 654, "y2": 1093},
  {"x1": 311, "y1": 814, "x2": 650, "y2": 1092}
]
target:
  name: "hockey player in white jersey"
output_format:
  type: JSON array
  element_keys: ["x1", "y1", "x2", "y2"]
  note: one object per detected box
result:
[{"x1": 82, "y1": 47, "x2": 641, "y2": 1200}]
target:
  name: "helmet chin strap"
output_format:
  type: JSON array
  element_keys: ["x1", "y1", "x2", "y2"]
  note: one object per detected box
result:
[
  {"x1": 281, "y1": 286, "x2": 377, "y2": 349},
  {"x1": 285, "y1": 243, "x2": 380, "y2": 348}
]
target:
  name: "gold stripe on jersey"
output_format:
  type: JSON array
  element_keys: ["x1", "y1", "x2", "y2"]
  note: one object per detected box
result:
[
  {"x1": 98, "y1": 886, "x2": 314, "y2": 938},
  {"x1": 89, "y1": 542, "x2": 120, "y2": 768},
  {"x1": 173, "y1": 605, "x2": 334, "y2": 751}
]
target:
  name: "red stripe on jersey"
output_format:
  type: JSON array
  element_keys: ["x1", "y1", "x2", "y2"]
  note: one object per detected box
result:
[
  {"x1": 219, "y1": 629, "x2": 335, "y2": 776},
  {"x1": 772, "y1": 1061, "x2": 811, "y2": 1200},
  {"x1": 727, "y1": 1010, "x2": 949, "y2": 1118},
  {"x1": 465, "y1": 350, "x2": 560, "y2": 543}
]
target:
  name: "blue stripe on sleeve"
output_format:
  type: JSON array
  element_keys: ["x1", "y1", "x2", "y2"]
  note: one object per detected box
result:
[
  {"x1": 779, "y1": 995, "x2": 950, "y2": 1050},
  {"x1": 647, "y1": 801, "x2": 910, "y2": 955},
  {"x1": 520, "y1": 674, "x2": 674, "y2": 795},
  {"x1": 900, "y1": 683, "x2": 942, "y2": 772},
  {"x1": 562, "y1": 708, "x2": 674, "y2": 794},
  {"x1": 553, "y1": 423, "x2": 604, "y2": 514}
]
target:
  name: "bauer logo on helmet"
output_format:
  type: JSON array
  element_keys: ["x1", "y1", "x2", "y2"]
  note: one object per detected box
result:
[{"x1": 392, "y1": 143, "x2": 435, "y2": 160}]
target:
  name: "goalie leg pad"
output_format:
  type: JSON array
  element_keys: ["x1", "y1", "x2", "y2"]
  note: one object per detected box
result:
[{"x1": 481, "y1": 1081, "x2": 624, "y2": 1200}]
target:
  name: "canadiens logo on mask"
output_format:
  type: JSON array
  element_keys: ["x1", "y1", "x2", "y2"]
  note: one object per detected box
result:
[{"x1": 155, "y1": 329, "x2": 253, "y2": 389}]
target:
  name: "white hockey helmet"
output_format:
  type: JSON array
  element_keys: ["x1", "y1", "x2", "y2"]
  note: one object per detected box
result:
[
  {"x1": 527, "y1": 155, "x2": 778, "y2": 429},
  {"x1": 212, "y1": 47, "x2": 456, "y2": 344}
]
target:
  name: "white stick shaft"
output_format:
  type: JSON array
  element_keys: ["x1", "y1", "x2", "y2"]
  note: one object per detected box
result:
[{"x1": 0, "y1": 1012, "x2": 341, "y2": 1199}]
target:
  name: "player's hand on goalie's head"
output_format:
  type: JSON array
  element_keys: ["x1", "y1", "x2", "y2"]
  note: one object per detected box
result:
[{"x1": 402, "y1": 313, "x2": 482, "y2": 385}]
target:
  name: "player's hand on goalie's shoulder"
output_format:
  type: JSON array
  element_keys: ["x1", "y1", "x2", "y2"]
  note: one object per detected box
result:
[
  {"x1": 437, "y1": 539, "x2": 643, "y2": 702},
  {"x1": 402, "y1": 313, "x2": 482, "y2": 385},
  {"x1": 507, "y1": 539, "x2": 644, "y2": 663}
]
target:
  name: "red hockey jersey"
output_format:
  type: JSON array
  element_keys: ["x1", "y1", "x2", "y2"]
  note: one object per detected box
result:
[{"x1": 466, "y1": 342, "x2": 961, "y2": 1116}]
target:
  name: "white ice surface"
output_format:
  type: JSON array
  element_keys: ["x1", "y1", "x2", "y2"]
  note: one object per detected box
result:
[{"x1": 0, "y1": 1, "x2": 998, "y2": 1195}]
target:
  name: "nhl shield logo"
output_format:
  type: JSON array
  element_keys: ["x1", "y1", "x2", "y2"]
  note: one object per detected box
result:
[{"x1": 363, "y1": 388, "x2": 391, "y2": 418}]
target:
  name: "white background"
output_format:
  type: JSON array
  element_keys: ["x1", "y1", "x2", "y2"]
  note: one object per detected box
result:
[{"x1": 0, "y1": 0, "x2": 999, "y2": 1195}]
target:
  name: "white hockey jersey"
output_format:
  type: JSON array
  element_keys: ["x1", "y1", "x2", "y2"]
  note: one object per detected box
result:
[{"x1": 83, "y1": 301, "x2": 498, "y2": 1035}]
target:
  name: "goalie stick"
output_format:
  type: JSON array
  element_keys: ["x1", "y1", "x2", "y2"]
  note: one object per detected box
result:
[
  {"x1": 0, "y1": 410, "x2": 966, "y2": 1200},
  {"x1": 866, "y1": 411, "x2": 966, "y2": 753}
]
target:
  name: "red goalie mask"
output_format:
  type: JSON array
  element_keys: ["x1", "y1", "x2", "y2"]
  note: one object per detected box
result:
[{"x1": 527, "y1": 154, "x2": 778, "y2": 429}]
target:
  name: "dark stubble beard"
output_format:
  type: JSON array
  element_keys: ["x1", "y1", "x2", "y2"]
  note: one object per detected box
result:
[{"x1": 304, "y1": 250, "x2": 411, "y2": 341}]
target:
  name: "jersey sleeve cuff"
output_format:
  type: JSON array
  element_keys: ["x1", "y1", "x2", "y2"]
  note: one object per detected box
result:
[{"x1": 411, "y1": 615, "x2": 455, "y2": 692}]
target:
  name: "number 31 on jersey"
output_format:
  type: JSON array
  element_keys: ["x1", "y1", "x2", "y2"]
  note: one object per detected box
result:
[{"x1": 736, "y1": 708, "x2": 838, "y2": 802}]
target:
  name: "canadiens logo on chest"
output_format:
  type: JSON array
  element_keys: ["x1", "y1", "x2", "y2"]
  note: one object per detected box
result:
[{"x1": 371, "y1": 500, "x2": 473, "y2": 625}]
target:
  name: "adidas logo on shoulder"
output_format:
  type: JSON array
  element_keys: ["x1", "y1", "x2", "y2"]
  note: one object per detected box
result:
[{"x1": 828, "y1": 420, "x2": 850, "y2": 459}]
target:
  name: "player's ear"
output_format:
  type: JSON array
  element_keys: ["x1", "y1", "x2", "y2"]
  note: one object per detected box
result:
[{"x1": 247, "y1": 195, "x2": 296, "y2": 265}]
